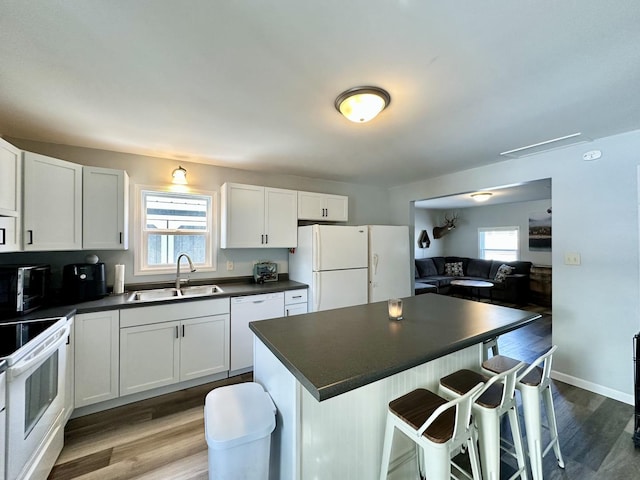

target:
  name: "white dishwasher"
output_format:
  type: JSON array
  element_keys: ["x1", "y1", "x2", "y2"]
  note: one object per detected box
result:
[{"x1": 230, "y1": 292, "x2": 284, "y2": 373}]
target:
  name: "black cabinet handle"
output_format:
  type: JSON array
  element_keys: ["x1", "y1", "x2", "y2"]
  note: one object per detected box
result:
[
  {"x1": 27, "y1": 230, "x2": 33, "y2": 245},
  {"x1": 261, "y1": 234, "x2": 264, "y2": 244},
  {"x1": 175, "y1": 326, "x2": 179, "y2": 339},
  {"x1": 119, "y1": 232, "x2": 123, "y2": 244},
  {"x1": 182, "y1": 325, "x2": 185, "y2": 337},
  {"x1": 265, "y1": 234, "x2": 268, "y2": 244},
  {"x1": 0, "y1": 228, "x2": 5, "y2": 245}
]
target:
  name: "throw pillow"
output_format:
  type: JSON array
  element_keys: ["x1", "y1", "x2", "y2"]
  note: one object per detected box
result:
[
  {"x1": 444, "y1": 261, "x2": 464, "y2": 277},
  {"x1": 494, "y1": 264, "x2": 514, "y2": 283}
]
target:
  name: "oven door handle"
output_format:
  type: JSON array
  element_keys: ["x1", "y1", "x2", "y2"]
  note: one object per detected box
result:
[{"x1": 8, "y1": 324, "x2": 70, "y2": 380}]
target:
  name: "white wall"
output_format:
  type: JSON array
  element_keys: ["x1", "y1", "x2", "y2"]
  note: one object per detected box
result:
[
  {"x1": 414, "y1": 207, "x2": 444, "y2": 258},
  {"x1": 389, "y1": 129, "x2": 640, "y2": 404},
  {"x1": 3, "y1": 138, "x2": 392, "y2": 288},
  {"x1": 440, "y1": 199, "x2": 552, "y2": 265}
]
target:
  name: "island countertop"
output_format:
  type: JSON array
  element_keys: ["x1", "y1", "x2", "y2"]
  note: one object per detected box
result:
[{"x1": 250, "y1": 294, "x2": 541, "y2": 401}]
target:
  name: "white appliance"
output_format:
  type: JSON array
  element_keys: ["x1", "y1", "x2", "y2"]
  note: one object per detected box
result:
[
  {"x1": 289, "y1": 225, "x2": 369, "y2": 312},
  {"x1": 367, "y1": 225, "x2": 412, "y2": 302},
  {"x1": 4, "y1": 316, "x2": 72, "y2": 480},
  {"x1": 230, "y1": 292, "x2": 284, "y2": 373}
]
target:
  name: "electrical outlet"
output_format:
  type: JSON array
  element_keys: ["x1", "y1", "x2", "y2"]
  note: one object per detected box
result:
[
  {"x1": 226, "y1": 261, "x2": 234, "y2": 271},
  {"x1": 564, "y1": 252, "x2": 581, "y2": 265}
]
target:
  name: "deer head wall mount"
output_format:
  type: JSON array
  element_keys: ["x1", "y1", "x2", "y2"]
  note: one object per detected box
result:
[{"x1": 432, "y1": 212, "x2": 459, "y2": 239}]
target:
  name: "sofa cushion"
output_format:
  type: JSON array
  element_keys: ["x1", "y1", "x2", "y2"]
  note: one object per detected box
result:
[
  {"x1": 432, "y1": 257, "x2": 446, "y2": 275},
  {"x1": 490, "y1": 260, "x2": 532, "y2": 278},
  {"x1": 444, "y1": 261, "x2": 464, "y2": 277},
  {"x1": 415, "y1": 258, "x2": 438, "y2": 277},
  {"x1": 494, "y1": 264, "x2": 514, "y2": 283},
  {"x1": 466, "y1": 259, "x2": 492, "y2": 279}
]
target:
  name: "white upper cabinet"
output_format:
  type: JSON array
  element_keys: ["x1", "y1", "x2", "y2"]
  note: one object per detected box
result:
[
  {"x1": 298, "y1": 191, "x2": 348, "y2": 222},
  {"x1": 23, "y1": 152, "x2": 83, "y2": 251},
  {"x1": 0, "y1": 138, "x2": 21, "y2": 217},
  {"x1": 83, "y1": 166, "x2": 129, "y2": 250},
  {"x1": 220, "y1": 183, "x2": 297, "y2": 248}
]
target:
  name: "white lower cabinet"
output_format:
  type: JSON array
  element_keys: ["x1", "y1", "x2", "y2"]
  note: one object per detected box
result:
[
  {"x1": 75, "y1": 311, "x2": 120, "y2": 408},
  {"x1": 120, "y1": 298, "x2": 230, "y2": 396},
  {"x1": 285, "y1": 289, "x2": 308, "y2": 316}
]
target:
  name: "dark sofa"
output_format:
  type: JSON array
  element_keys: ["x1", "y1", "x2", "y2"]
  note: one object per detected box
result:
[{"x1": 415, "y1": 256, "x2": 532, "y2": 305}]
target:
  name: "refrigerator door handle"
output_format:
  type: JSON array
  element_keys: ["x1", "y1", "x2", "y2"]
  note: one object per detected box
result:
[
  {"x1": 313, "y1": 272, "x2": 321, "y2": 312},
  {"x1": 372, "y1": 253, "x2": 379, "y2": 275},
  {"x1": 314, "y1": 228, "x2": 321, "y2": 271}
]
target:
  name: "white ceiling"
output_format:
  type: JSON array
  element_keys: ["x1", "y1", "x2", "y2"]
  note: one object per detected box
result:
[
  {"x1": 414, "y1": 178, "x2": 552, "y2": 210},
  {"x1": 1, "y1": 1, "x2": 639, "y2": 187}
]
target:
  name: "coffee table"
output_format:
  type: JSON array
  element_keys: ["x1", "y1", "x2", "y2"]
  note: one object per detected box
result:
[{"x1": 450, "y1": 279, "x2": 494, "y2": 302}]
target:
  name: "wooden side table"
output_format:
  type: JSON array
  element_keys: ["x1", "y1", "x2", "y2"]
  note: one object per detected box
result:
[{"x1": 529, "y1": 265, "x2": 552, "y2": 307}]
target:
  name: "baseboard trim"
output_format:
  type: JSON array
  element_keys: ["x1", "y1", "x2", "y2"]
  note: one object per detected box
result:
[{"x1": 551, "y1": 370, "x2": 634, "y2": 406}]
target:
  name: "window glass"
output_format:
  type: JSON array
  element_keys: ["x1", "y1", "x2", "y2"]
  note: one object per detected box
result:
[
  {"x1": 137, "y1": 187, "x2": 216, "y2": 274},
  {"x1": 478, "y1": 227, "x2": 519, "y2": 261}
]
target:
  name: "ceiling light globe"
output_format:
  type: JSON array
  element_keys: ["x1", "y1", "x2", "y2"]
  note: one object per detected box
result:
[{"x1": 335, "y1": 87, "x2": 390, "y2": 123}]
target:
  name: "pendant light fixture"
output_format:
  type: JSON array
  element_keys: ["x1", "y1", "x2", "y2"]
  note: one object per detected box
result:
[{"x1": 335, "y1": 86, "x2": 391, "y2": 123}]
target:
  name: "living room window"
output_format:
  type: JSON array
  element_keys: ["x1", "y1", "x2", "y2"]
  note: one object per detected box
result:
[
  {"x1": 478, "y1": 226, "x2": 519, "y2": 261},
  {"x1": 135, "y1": 186, "x2": 217, "y2": 274}
]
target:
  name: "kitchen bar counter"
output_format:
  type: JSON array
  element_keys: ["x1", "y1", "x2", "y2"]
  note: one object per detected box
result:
[
  {"x1": 250, "y1": 294, "x2": 541, "y2": 479},
  {"x1": 250, "y1": 293, "x2": 540, "y2": 401}
]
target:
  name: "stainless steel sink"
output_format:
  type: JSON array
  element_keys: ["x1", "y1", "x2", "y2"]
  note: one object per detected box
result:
[
  {"x1": 128, "y1": 288, "x2": 181, "y2": 302},
  {"x1": 127, "y1": 285, "x2": 224, "y2": 302},
  {"x1": 180, "y1": 285, "x2": 224, "y2": 297}
]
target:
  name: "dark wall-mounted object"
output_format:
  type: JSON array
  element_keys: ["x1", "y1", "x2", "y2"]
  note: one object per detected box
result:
[{"x1": 417, "y1": 230, "x2": 430, "y2": 248}]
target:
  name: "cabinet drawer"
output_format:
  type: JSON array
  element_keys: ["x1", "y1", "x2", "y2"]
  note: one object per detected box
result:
[
  {"x1": 121, "y1": 298, "x2": 230, "y2": 327},
  {"x1": 285, "y1": 289, "x2": 307, "y2": 305}
]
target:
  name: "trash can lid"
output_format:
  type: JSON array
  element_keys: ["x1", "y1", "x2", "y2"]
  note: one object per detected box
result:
[{"x1": 205, "y1": 382, "x2": 276, "y2": 449}]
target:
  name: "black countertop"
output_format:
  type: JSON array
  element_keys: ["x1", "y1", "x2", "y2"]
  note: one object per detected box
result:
[
  {"x1": 250, "y1": 294, "x2": 541, "y2": 402},
  {"x1": 6, "y1": 279, "x2": 308, "y2": 322}
]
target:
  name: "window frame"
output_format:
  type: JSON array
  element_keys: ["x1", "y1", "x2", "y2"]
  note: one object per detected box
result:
[
  {"x1": 134, "y1": 184, "x2": 217, "y2": 276},
  {"x1": 477, "y1": 226, "x2": 520, "y2": 261}
]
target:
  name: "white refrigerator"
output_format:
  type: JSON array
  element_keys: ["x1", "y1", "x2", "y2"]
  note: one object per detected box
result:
[
  {"x1": 367, "y1": 225, "x2": 412, "y2": 302},
  {"x1": 289, "y1": 225, "x2": 369, "y2": 312}
]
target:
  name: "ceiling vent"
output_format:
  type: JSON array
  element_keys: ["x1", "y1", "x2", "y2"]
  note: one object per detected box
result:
[{"x1": 500, "y1": 133, "x2": 591, "y2": 158}]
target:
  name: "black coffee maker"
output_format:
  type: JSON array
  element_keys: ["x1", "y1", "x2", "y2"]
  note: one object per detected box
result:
[{"x1": 62, "y1": 263, "x2": 107, "y2": 303}]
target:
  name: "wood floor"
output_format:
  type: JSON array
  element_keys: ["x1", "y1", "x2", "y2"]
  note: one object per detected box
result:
[{"x1": 48, "y1": 303, "x2": 640, "y2": 479}]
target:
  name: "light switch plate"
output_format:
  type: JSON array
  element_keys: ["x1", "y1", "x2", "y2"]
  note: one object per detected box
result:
[
  {"x1": 226, "y1": 261, "x2": 234, "y2": 271},
  {"x1": 564, "y1": 252, "x2": 581, "y2": 265}
]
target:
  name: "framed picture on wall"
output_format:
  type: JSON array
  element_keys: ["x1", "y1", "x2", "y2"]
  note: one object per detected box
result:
[{"x1": 529, "y1": 211, "x2": 551, "y2": 251}]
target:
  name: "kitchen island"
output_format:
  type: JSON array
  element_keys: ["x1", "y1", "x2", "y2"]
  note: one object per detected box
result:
[{"x1": 250, "y1": 293, "x2": 541, "y2": 479}]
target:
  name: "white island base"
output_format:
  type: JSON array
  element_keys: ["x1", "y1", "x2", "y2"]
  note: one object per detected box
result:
[{"x1": 254, "y1": 337, "x2": 481, "y2": 480}]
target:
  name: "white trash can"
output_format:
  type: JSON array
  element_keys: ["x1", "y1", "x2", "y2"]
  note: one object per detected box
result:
[{"x1": 205, "y1": 382, "x2": 276, "y2": 480}]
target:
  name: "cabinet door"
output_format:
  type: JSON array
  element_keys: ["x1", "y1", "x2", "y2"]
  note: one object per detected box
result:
[
  {"x1": 83, "y1": 166, "x2": 129, "y2": 250},
  {"x1": 264, "y1": 187, "x2": 297, "y2": 247},
  {"x1": 0, "y1": 138, "x2": 21, "y2": 216},
  {"x1": 297, "y1": 191, "x2": 326, "y2": 220},
  {"x1": 75, "y1": 311, "x2": 120, "y2": 407},
  {"x1": 324, "y1": 194, "x2": 349, "y2": 222},
  {"x1": 23, "y1": 152, "x2": 82, "y2": 251},
  {"x1": 120, "y1": 321, "x2": 180, "y2": 396},
  {"x1": 0, "y1": 217, "x2": 20, "y2": 253},
  {"x1": 180, "y1": 314, "x2": 229, "y2": 381},
  {"x1": 221, "y1": 183, "x2": 265, "y2": 248}
]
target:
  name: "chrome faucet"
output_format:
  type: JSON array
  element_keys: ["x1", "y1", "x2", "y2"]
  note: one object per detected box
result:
[{"x1": 175, "y1": 253, "x2": 196, "y2": 289}]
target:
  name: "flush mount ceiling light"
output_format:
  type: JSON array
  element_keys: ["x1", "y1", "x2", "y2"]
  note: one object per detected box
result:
[
  {"x1": 172, "y1": 166, "x2": 188, "y2": 185},
  {"x1": 471, "y1": 192, "x2": 493, "y2": 202},
  {"x1": 334, "y1": 86, "x2": 391, "y2": 123}
]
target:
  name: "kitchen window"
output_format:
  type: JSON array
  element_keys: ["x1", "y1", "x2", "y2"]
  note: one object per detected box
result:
[
  {"x1": 135, "y1": 186, "x2": 217, "y2": 274},
  {"x1": 478, "y1": 226, "x2": 519, "y2": 261}
]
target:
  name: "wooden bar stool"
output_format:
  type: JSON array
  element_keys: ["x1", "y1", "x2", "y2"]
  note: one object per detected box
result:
[
  {"x1": 379, "y1": 383, "x2": 483, "y2": 480},
  {"x1": 439, "y1": 362, "x2": 528, "y2": 480},
  {"x1": 482, "y1": 345, "x2": 565, "y2": 480}
]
